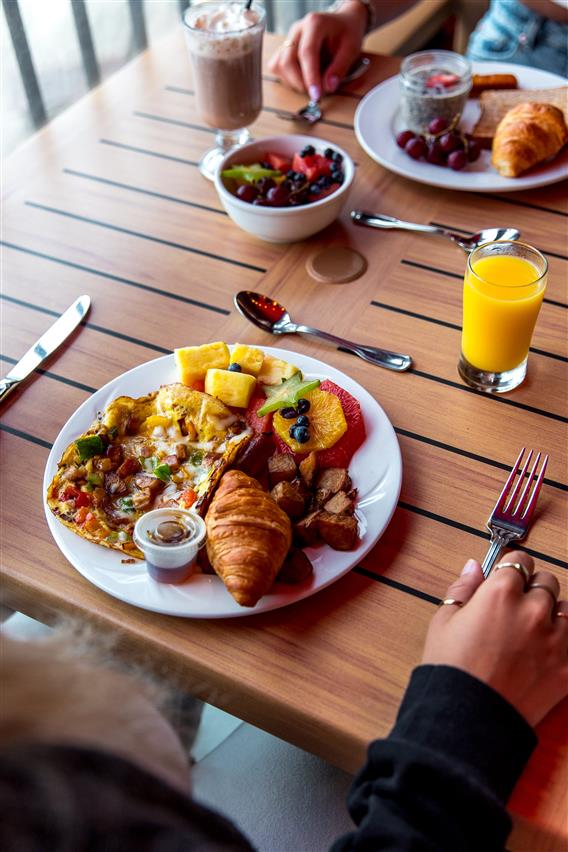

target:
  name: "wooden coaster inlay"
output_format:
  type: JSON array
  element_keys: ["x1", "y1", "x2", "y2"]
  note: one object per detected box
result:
[{"x1": 306, "y1": 246, "x2": 368, "y2": 284}]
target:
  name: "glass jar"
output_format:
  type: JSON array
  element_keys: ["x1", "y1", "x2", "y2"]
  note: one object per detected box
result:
[{"x1": 400, "y1": 50, "x2": 472, "y2": 134}]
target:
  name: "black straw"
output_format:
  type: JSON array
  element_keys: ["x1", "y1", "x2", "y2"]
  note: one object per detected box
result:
[{"x1": 245, "y1": 0, "x2": 253, "y2": 9}]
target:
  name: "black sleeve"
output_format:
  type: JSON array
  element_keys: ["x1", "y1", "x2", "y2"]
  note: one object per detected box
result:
[{"x1": 331, "y1": 664, "x2": 537, "y2": 852}]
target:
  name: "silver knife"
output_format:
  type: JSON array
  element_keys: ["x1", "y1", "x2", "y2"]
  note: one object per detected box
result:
[{"x1": 0, "y1": 295, "x2": 91, "y2": 404}]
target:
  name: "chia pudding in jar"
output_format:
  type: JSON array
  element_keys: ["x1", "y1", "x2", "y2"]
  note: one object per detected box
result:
[{"x1": 400, "y1": 50, "x2": 472, "y2": 135}]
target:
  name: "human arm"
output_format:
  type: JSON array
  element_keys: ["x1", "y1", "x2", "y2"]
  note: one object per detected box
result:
[
  {"x1": 268, "y1": 1, "x2": 416, "y2": 98},
  {"x1": 332, "y1": 553, "x2": 568, "y2": 851}
]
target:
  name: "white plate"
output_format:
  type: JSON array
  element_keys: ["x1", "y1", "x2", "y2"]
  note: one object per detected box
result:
[
  {"x1": 355, "y1": 61, "x2": 568, "y2": 192},
  {"x1": 43, "y1": 348, "x2": 402, "y2": 618}
]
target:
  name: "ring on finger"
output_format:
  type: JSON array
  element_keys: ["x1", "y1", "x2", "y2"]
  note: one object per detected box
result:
[
  {"x1": 494, "y1": 561, "x2": 530, "y2": 587},
  {"x1": 438, "y1": 598, "x2": 463, "y2": 608},
  {"x1": 526, "y1": 582, "x2": 558, "y2": 606},
  {"x1": 283, "y1": 39, "x2": 297, "y2": 48}
]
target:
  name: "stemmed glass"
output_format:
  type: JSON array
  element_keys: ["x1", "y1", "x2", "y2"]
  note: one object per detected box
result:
[{"x1": 183, "y1": 1, "x2": 265, "y2": 181}]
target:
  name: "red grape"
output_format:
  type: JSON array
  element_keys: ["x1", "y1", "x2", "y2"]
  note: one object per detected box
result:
[
  {"x1": 426, "y1": 141, "x2": 446, "y2": 166},
  {"x1": 256, "y1": 176, "x2": 276, "y2": 194},
  {"x1": 236, "y1": 184, "x2": 259, "y2": 203},
  {"x1": 396, "y1": 130, "x2": 415, "y2": 149},
  {"x1": 439, "y1": 132, "x2": 460, "y2": 153},
  {"x1": 405, "y1": 137, "x2": 427, "y2": 160},
  {"x1": 428, "y1": 117, "x2": 449, "y2": 135},
  {"x1": 447, "y1": 150, "x2": 467, "y2": 171},
  {"x1": 467, "y1": 140, "x2": 481, "y2": 162},
  {"x1": 266, "y1": 185, "x2": 290, "y2": 206}
]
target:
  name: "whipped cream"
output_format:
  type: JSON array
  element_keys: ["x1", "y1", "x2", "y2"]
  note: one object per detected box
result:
[{"x1": 192, "y1": 3, "x2": 258, "y2": 33}]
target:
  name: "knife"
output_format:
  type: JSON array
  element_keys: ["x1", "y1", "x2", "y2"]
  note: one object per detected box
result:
[{"x1": 0, "y1": 295, "x2": 91, "y2": 404}]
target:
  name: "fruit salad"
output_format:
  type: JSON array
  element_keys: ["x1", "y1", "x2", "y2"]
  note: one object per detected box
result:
[
  {"x1": 221, "y1": 145, "x2": 345, "y2": 208},
  {"x1": 174, "y1": 342, "x2": 365, "y2": 469}
]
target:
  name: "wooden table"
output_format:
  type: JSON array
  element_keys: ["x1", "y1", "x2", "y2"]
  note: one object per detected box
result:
[{"x1": 1, "y1": 30, "x2": 567, "y2": 850}]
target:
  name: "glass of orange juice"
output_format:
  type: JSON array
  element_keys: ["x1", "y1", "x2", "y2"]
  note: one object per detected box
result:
[{"x1": 459, "y1": 241, "x2": 547, "y2": 393}]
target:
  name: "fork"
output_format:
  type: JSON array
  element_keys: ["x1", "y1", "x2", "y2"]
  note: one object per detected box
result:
[{"x1": 482, "y1": 447, "x2": 549, "y2": 579}]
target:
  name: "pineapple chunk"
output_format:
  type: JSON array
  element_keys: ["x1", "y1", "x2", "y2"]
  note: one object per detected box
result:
[
  {"x1": 230, "y1": 343, "x2": 265, "y2": 376},
  {"x1": 205, "y1": 369, "x2": 256, "y2": 408},
  {"x1": 257, "y1": 355, "x2": 300, "y2": 386},
  {"x1": 175, "y1": 342, "x2": 230, "y2": 386}
]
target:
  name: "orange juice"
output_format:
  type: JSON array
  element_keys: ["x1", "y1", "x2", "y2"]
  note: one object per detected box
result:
[{"x1": 462, "y1": 253, "x2": 546, "y2": 373}]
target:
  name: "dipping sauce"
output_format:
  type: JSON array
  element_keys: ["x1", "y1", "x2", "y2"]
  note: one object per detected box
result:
[{"x1": 133, "y1": 508, "x2": 207, "y2": 584}]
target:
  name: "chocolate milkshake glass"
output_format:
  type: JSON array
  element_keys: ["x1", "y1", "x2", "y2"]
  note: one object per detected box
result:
[{"x1": 183, "y1": 1, "x2": 265, "y2": 180}]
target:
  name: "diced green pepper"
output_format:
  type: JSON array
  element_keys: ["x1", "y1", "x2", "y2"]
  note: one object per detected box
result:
[
  {"x1": 106, "y1": 531, "x2": 119, "y2": 543},
  {"x1": 222, "y1": 164, "x2": 281, "y2": 184},
  {"x1": 189, "y1": 451, "x2": 203, "y2": 466},
  {"x1": 75, "y1": 435, "x2": 105, "y2": 461},
  {"x1": 153, "y1": 463, "x2": 171, "y2": 483},
  {"x1": 87, "y1": 473, "x2": 103, "y2": 486},
  {"x1": 118, "y1": 497, "x2": 134, "y2": 511},
  {"x1": 258, "y1": 374, "x2": 321, "y2": 416},
  {"x1": 142, "y1": 456, "x2": 158, "y2": 473}
]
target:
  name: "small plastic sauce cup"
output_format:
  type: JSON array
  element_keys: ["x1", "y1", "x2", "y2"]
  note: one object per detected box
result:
[{"x1": 133, "y1": 508, "x2": 207, "y2": 584}]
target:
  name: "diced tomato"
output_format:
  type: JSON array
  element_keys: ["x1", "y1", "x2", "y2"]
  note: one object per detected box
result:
[
  {"x1": 265, "y1": 152, "x2": 291, "y2": 173},
  {"x1": 74, "y1": 506, "x2": 90, "y2": 524},
  {"x1": 75, "y1": 491, "x2": 91, "y2": 508},
  {"x1": 192, "y1": 379, "x2": 205, "y2": 392},
  {"x1": 245, "y1": 388, "x2": 274, "y2": 435},
  {"x1": 292, "y1": 152, "x2": 331, "y2": 183},
  {"x1": 180, "y1": 488, "x2": 198, "y2": 508},
  {"x1": 60, "y1": 485, "x2": 80, "y2": 502}
]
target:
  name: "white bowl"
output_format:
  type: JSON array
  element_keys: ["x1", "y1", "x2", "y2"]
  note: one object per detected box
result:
[{"x1": 214, "y1": 134, "x2": 355, "y2": 243}]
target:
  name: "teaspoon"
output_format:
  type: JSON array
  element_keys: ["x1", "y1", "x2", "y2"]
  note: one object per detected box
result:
[
  {"x1": 276, "y1": 57, "x2": 371, "y2": 124},
  {"x1": 351, "y1": 211, "x2": 520, "y2": 252},
  {"x1": 234, "y1": 291, "x2": 412, "y2": 372}
]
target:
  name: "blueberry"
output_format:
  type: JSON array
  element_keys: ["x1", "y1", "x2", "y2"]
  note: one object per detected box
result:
[
  {"x1": 281, "y1": 406, "x2": 297, "y2": 419},
  {"x1": 324, "y1": 147, "x2": 334, "y2": 159},
  {"x1": 332, "y1": 151, "x2": 343, "y2": 164},
  {"x1": 289, "y1": 425, "x2": 298, "y2": 439},
  {"x1": 296, "y1": 414, "x2": 310, "y2": 427},
  {"x1": 309, "y1": 183, "x2": 320, "y2": 194},
  {"x1": 228, "y1": 363, "x2": 242, "y2": 372},
  {"x1": 296, "y1": 398, "x2": 310, "y2": 414},
  {"x1": 286, "y1": 169, "x2": 296, "y2": 178},
  {"x1": 294, "y1": 426, "x2": 310, "y2": 444},
  {"x1": 319, "y1": 175, "x2": 332, "y2": 188},
  {"x1": 301, "y1": 145, "x2": 315, "y2": 157},
  {"x1": 260, "y1": 161, "x2": 272, "y2": 170}
]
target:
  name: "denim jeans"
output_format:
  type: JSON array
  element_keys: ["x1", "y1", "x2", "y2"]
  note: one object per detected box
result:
[{"x1": 467, "y1": 0, "x2": 568, "y2": 76}]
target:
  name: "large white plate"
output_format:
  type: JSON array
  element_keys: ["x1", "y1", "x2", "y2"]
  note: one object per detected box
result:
[
  {"x1": 43, "y1": 348, "x2": 402, "y2": 618},
  {"x1": 355, "y1": 61, "x2": 568, "y2": 192}
]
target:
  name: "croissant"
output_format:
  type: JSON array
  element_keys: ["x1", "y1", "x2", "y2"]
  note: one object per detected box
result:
[
  {"x1": 492, "y1": 102, "x2": 568, "y2": 178},
  {"x1": 205, "y1": 470, "x2": 292, "y2": 607}
]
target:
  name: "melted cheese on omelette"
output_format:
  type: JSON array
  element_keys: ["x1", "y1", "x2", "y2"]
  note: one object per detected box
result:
[{"x1": 47, "y1": 383, "x2": 251, "y2": 557}]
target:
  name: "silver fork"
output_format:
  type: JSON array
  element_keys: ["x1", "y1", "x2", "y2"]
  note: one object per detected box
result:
[{"x1": 482, "y1": 447, "x2": 549, "y2": 579}]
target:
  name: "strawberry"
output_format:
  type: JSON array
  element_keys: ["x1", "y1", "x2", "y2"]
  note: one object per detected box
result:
[
  {"x1": 426, "y1": 73, "x2": 460, "y2": 89},
  {"x1": 292, "y1": 152, "x2": 332, "y2": 183}
]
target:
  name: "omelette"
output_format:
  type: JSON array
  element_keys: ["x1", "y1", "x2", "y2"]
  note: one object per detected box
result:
[{"x1": 47, "y1": 383, "x2": 252, "y2": 558}]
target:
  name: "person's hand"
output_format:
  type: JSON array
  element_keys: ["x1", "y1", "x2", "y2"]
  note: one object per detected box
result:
[
  {"x1": 422, "y1": 551, "x2": 568, "y2": 727},
  {"x1": 268, "y1": 3, "x2": 367, "y2": 100}
]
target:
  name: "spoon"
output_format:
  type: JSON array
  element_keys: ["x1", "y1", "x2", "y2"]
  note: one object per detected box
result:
[
  {"x1": 276, "y1": 57, "x2": 371, "y2": 124},
  {"x1": 350, "y1": 211, "x2": 520, "y2": 253},
  {"x1": 234, "y1": 291, "x2": 412, "y2": 372}
]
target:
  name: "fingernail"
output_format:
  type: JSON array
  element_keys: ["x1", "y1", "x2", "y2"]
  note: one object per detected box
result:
[
  {"x1": 308, "y1": 84, "x2": 321, "y2": 101},
  {"x1": 461, "y1": 558, "x2": 478, "y2": 575},
  {"x1": 326, "y1": 74, "x2": 339, "y2": 92}
]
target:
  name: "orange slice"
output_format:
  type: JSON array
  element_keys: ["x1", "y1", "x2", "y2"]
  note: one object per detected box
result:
[{"x1": 273, "y1": 388, "x2": 347, "y2": 453}]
